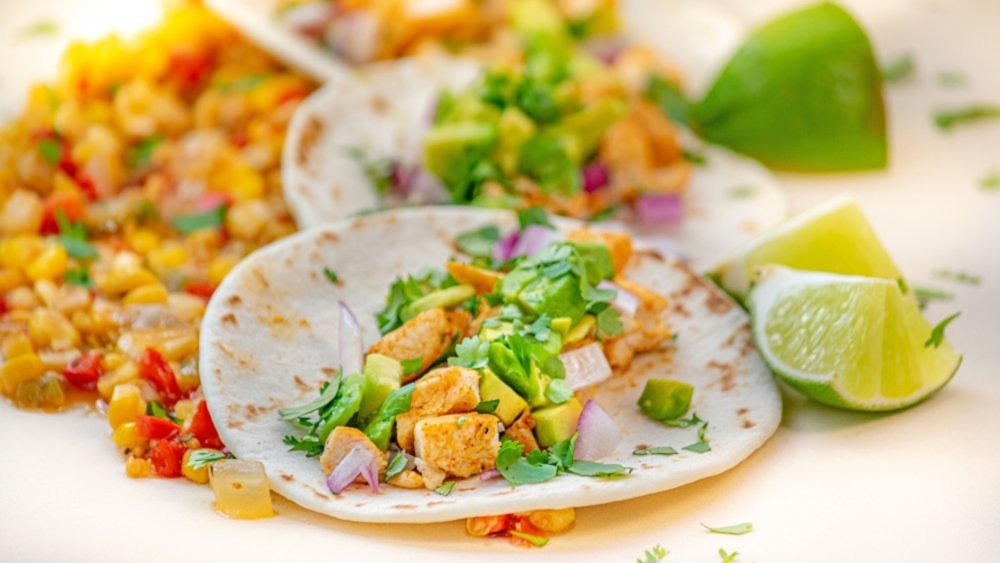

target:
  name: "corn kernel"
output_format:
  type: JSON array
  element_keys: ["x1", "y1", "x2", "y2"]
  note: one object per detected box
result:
[
  {"x1": 177, "y1": 372, "x2": 201, "y2": 393},
  {"x1": 126, "y1": 228, "x2": 160, "y2": 254},
  {"x1": 108, "y1": 382, "x2": 146, "y2": 429},
  {"x1": 160, "y1": 331, "x2": 198, "y2": 361},
  {"x1": 147, "y1": 243, "x2": 188, "y2": 271},
  {"x1": 1, "y1": 353, "x2": 46, "y2": 395},
  {"x1": 122, "y1": 283, "x2": 169, "y2": 305},
  {"x1": 3, "y1": 333, "x2": 34, "y2": 359},
  {"x1": 209, "y1": 459, "x2": 274, "y2": 519},
  {"x1": 525, "y1": 508, "x2": 576, "y2": 533},
  {"x1": 182, "y1": 448, "x2": 224, "y2": 484},
  {"x1": 103, "y1": 352, "x2": 126, "y2": 370},
  {"x1": 0, "y1": 190, "x2": 44, "y2": 236},
  {"x1": 228, "y1": 167, "x2": 265, "y2": 200},
  {"x1": 112, "y1": 421, "x2": 143, "y2": 450},
  {"x1": 0, "y1": 267, "x2": 26, "y2": 291},
  {"x1": 25, "y1": 244, "x2": 69, "y2": 282},
  {"x1": 97, "y1": 361, "x2": 139, "y2": 400},
  {"x1": 0, "y1": 235, "x2": 45, "y2": 269},
  {"x1": 225, "y1": 200, "x2": 268, "y2": 241},
  {"x1": 207, "y1": 255, "x2": 238, "y2": 286},
  {"x1": 98, "y1": 264, "x2": 159, "y2": 295},
  {"x1": 173, "y1": 399, "x2": 198, "y2": 422},
  {"x1": 28, "y1": 308, "x2": 80, "y2": 351},
  {"x1": 126, "y1": 455, "x2": 152, "y2": 478}
]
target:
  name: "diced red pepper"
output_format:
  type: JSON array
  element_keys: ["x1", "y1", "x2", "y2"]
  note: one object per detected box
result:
[
  {"x1": 137, "y1": 348, "x2": 182, "y2": 406},
  {"x1": 147, "y1": 438, "x2": 186, "y2": 478},
  {"x1": 0, "y1": 296, "x2": 7, "y2": 316},
  {"x1": 185, "y1": 280, "x2": 217, "y2": 301},
  {"x1": 188, "y1": 400, "x2": 224, "y2": 449},
  {"x1": 61, "y1": 352, "x2": 103, "y2": 390},
  {"x1": 135, "y1": 415, "x2": 182, "y2": 441},
  {"x1": 168, "y1": 49, "x2": 214, "y2": 93},
  {"x1": 39, "y1": 192, "x2": 86, "y2": 235}
]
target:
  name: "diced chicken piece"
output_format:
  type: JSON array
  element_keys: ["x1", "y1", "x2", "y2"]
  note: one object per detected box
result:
[
  {"x1": 446, "y1": 262, "x2": 501, "y2": 295},
  {"x1": 414, "y1": 413, "x2": 500, "y2": 478},
  {"x1": 320, "y1": 427, "x2": 388, "y2": 477},
  {"x1": 387, "y1": 469, "x2": 424, "y2": 489},
  {"x1": 503, "y1": 410, "x2": 539, "y2": 453},
  {"x1": 414, "y1": 457, "x2": 446, "y2": 490},
  {"x1": 567, "y1": 229, "x2": 633, "y2": 274},
  {"x1": 466, "y1": 300, "x2": 499, "y2": 338},
  {"x1": 632, "y1": 99, "x2": 682, "y2": 167},
  {"x1": 603, "y1": 277, "x2": 671, "y2": 369},
  {"x1": 395, "y1": 365, "x2": 481, "y2": 452},
  {"x1": 369, "y1": 308, "x2": 470, "y2": 380}
]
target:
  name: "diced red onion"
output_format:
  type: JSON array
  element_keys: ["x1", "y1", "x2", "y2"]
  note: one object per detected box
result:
[
  {"x1": 359, "y1": 461, "x2": 380, "y2": 494},
  {"x1": 480, "y1": 468, "x2": 501, "y2": 481},
  {"x1": 582, "y1": 162, "x2": 609, "y2": 193},
  {"x1": 325, "y1": 11, "x2": 379, "y2": 64},
  {"x1": 597, "y1": 280, "x2": 639, "y2": 318},
  {"x1": 279, "y1": 2, "x2": 334, "y2": 39},
  {"x1": 560, "y1": 343, "x2": 612, "y2": 391},
  {"x1": 493, "y1": 230, "x2": 521, "y2": 262},
  {"x1": 635, "y1": 194, "x2": 684, "y2": 226},
  {"x1": 404, "y1": 167, "x2": 449, "y2": 205},
  {"x1": 327, "y1": 445, "x2": 378, "y2": 494},
  {"x1": 390, "y1": 162, "x2": 417, "y2": 194},
  {"x1": 338, "y1": 300, "x2": 363, "y2": 376},
  {"x1": 574, "y1": 400, "x2": 621, "y2": 461},
  {"x1": 512, "y1": 225, "x2": 555, "y2": 258}
]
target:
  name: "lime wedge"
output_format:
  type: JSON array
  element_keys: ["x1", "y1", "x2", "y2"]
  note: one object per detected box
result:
[
  {"x1": 694, "y1": 2, "x2": 887, "y2": 171},
  {"x1": 749, "y1": 266, "x2": 961, "y2": 411},
  {"x1": 709, "y1": 195, "x2": 901, "y2": 303}
]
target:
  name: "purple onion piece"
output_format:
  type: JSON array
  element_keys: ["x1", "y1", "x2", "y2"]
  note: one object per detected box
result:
[
  {"x1": 338, "y1": 300, "x2": 363, "y2": 376},
  {"x1": 510, "y1": 225, "x2": 556, "y2": 259},
  {"x1": 582, "y1": 162, "x2": 610, "y2": 193},
  {"x1": 574, "y1": 399, "x2": 622, "y2": 461},
  {"x1": 597, "y1": 280, "x2": 639, "y2": 318},
  {"x1": 480, "y1": 469, "x2": 501, "y2": 481},
  {"x1": 493, "y1": 230, "x2": 521, "y2": 262},
  {"x1": 326, "y1": 446, "x2": 373, "y2": 494},
  {"x1": 635, "y1": 194, "x2": 684, "y2": 226}
]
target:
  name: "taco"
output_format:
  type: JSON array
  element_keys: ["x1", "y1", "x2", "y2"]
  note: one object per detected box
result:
[{"x1": 199, "y1": 207, "x2": 780, "y2": 525}]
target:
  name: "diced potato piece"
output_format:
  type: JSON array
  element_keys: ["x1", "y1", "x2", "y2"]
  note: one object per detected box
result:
[
  {"x1": 369, "y1": 308, "x2": 470, "y2": 379},
  {"x1": 414, "y1": 413, "x2": 500, "y2": 478},
  {"x1": 446, "y1": 262, "x2": 501, "y2": 295},
  {"x1": 209, "y1": 459, "x2": 274, "y2": 519},
  {"x1": 395, "y1": 366, "x2": 480, "y2": 452},
  {"x1": 319, "y1": 427, "x2": 387, "y2": 477},
  {"x1": 567, "y1": 229, "x2": 633, "y2": 274},
  {"x1": 107, "y1": 383, "x2": 146, "y2": 429}
]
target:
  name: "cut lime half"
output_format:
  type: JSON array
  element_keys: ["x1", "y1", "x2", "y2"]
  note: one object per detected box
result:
[
  {"x1": 710, "y1": 195, "x2": 902, "y2": 302},
  {"x1": 749, "y1": 266, "x2": 961, "y2": 412}
]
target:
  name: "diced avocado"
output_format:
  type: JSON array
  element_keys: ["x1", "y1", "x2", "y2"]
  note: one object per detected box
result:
[
  {"x1": 423, "y1": 122, "x2": 498, "y2": 185},
  {"x1": 550, "y1": 317, "x2": 572, "y2": 335},
  {"x1": 364, "y1": 382, "x2": 415, "y2": 450},
  {"x1": 532, "y1": 398, "x2": 583, "y2": 447},
  {"x1": 500, "y1": 267, "x2": 539, "y2": 301},
  {"x1": 536, "y1": 329, "x2": 563, "y2": 357},
  {"x1": 445, "y1": 93, "x2": 503, "y2": 123},
  {"x1": 551, "y1": 99, "x2": 628, "y2": 162},
  {"x1": 638, "y1": 379, "x2": 694, "y2": 421},
  {"x1": 479, "y1": 321, "x2": 514, "y2": 342},
  {"x1": 401, "y1": 284, "x2": 476, "y2": 321},
  {"x1": 508, "y1": 0, "x2": 566, "y2": 38},
  {"x1": 565, "y1": 315, "x2": 596, "y2": 345},
  {"x1": 569, "y1": 241, "x2": 615, "y2": 284},
  {"x1": 487, "y1": 342, "x2": 539, "y2": 400},
  {"x1": 527, "y1": 363, "x2": 553, "y2": 409},
  {"x1": 495, "y1": 107, "x2": 537, "y2": 174},
  {"x1": 479, "y1": 368, "x2": 529, "y2": 426},
  {"x1": 518, "y1": 275, "x2": 587, "y2": 324},
  {"x1": 356, "y1": 354, "x2": 402, "y2": 421}
]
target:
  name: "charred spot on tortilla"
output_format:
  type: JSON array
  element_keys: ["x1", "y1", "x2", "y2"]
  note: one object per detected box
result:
[
  {"x1": 221, "y1": 313, "x2": 237, "y2": 326},
  {"x1": 297, "y1": 116, "x2": 323, "y2": 166},
  {"x1": 226, "y1": 295, "x2": 242, "y2": 307}
]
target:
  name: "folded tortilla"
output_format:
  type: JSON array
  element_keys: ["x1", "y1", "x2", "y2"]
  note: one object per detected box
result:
[{"x1": 199, "y1": 207, "x2": 780, "y2": 523}]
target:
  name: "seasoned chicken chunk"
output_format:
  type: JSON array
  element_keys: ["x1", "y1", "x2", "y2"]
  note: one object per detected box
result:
[
  {"x1": 603, "y1": 277, "x2": 671, "y2": 369},
  {"x1": 567, "y1": 229, "x2": 633, "y2": 274},
  {"x1": 369, "y1": 308, "x2": 470, "y2": 380},
  {"x1": 395, "y1": 365, "x2": 481, "y2": 452},
  {"x1": 414, "y1": 413, "x2": 501, "y2": 478},
  {"x1": 503, "y1": 410, "x2": 539, "y2": 453},
  {"x1": 414, "y1": 457, "x2": 446, "y2": 490},
  {"x1": 320, "y1": 427, "x2": 388, "y2": 477},
  {"x1": 446, "y1": 262, "x2": 501, "y2": 295}
]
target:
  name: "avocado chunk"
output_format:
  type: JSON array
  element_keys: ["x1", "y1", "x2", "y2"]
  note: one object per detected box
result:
[
  {"x1": 550, "y1": 316, "x2": 572, "y2": 335},
  {"x1": 423, "y1": 122, "x2": 499, "y2": 195},
  {"x1": 508, "y1": 0, "x2": 566, "y2": 38},
  {"x1": 637, "y1": 379, "x2": 694, "y2": 421},
  {"x1": 356, "y1": 354, "x2": 402, "y2": 421},
  {"x1": 499, "y1": 267, "x2": 539, "y2": 301},
  {"x1": 518, "y1": 274, "x2": 587, "y2": 323},
  {"x1": 316, "y1": 373, "x2": 365, "y2": 442},
  {"x1": 401, "y1": 284, "x2": 476, "y2": 322},
  {"x1": 551, "y1": 99, "x2": 628, "y2": 162},
  {"x1": 478, "y1": 320, "x2": 515, "y2": 342},
  {"x1": 487, "y1": 341, "x2": 542, "y2": 401},
  {"x1": 479, "y1": 368, "x2": 529, "y2": 426},
  {"x1": 495, "y1": 107, "x2": 537, "y2": 174},
  {"x1": 532, "y1": 398, "x2": 583, "y2": 447},
  {"x1": 569, "y1": 241, "x2": 615, "y2": 284}
]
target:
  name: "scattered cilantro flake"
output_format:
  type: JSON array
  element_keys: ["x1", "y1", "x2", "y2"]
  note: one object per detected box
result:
[
  {"x1": 637, "y1": 544, "x2": 669, "y2": 563},
  {"x1": 595, "y1": 307, "x2": 623, "y2": 340},
  {"x1": 897, "y1": 278, "x2": 909, "y2": 294},
  {"x1": 38, "y1": 138, "x2": 62, "y2": 164},
  {"x1": 728, "y1": 186, "x2": 756, "y2": 199},
  {"x1": 323, "y1": 267, "x2": 340, "y2": 283},
  {"x1": 146, "y1": 401, "x2": 180, "y2": 423},
  {"x1": 495, "y1": 440, "x2": 559, "y2": 485},
  {"x1": 702, "y1": 522, "x2": 753, "y2": 535},
  {"x1": 645, "y1": 74, "x2": 691, "y2": 126},
  {"x1": 19, "y1": 19, "x2": 59, "y2": 38},
  {"x1": 633, "y1": 446, "x2": 678, "y2": 456},
  {"x1": 681, "y1": 147, "x2": 708, "y2": 166},
  {"x1": 474, "y1": 399, "x2": 499, "y2": 414},
  {"x1": 544, "y1": 379, "x2": 573, "y2": 405},
  {"x1": 925, "y1": 312, "x2": 960, "y2": 349},
  {"x1": 456, "y1": 225, "x2": 501, "y2": 259},
  {"x1": 385, "y1": 452, "x2": 407, "y2": 481},
  {"x1": 433, "y1": 480, "x2": 456, "y2": 496},
  {"x1": 517, "y1": 206, "x2": 555, "y2": 230},
  {"x1": 934, "y1": 105, "x2": 1000, "y2": 131},
  {"x1": 278, "y1": 371, "x2": 342, "y2": 421},
  {"x1": 510, "y1": 531, "x2": 549, "y2": 547},
  {"x1": 718, "y1": 548, "x2": 739, "y2": 563},
  {"x1": 881, "y1": 53, "x2": 915, "y2": 84},
  {"x1": 589, "y1": 204, "x2": 621, "y2": 223},
  {"x1": 58, "y1": 237, "x2": 98, "y2": 259},
  {"x1": 127, "y1": 135, "x2": 163, "y2": 169},
  {"x1": 134, "y1": 199, "x2": 160, "y2": 223},
  {"x1": 64, "y1": 266, "x2": 92, "y2": 288},
  {"x1": 567, "y1": 460, "x2": 633, "y2": 478},
  {"x1": 171, "y1": 205, "x2": 226, "y2": 234},
  {"x1": 932, "y1": 269, "x2": 980, "y2": 286},
  {"x1": 913, "y1": 286, "x2": 953, "y2": 309},
  {"x1": 400, "y1": 357, "x2": 423, "y2": 377},
  {"x1": 664, "y1": 412, "x2": 703, "y2": 428},
  {"x1": 456, "y1": 416, "x2": 466, "y2": 428},
  {"x1": 938, "y1": 71, "x2": 967, "y2": 88},
  {"x1": 344, "y1": 147, "x2": 394, "y2": 194},
  {"x1": 529, "y1": 314, "x2": 552, "y2": 342},
  {"x1": 979, "y1": 169, "x2": 1000, "y2": 190},
  {"x1": 221, "y1": 74, "x2": 268, "y2": 93},
  {"x1": 186, "y1": 449, "x2": 227, "y2": 470},
  {"x1": 682, "y1": 422, "x2": 711, "y2": 453},
  {"x1": 448, "y1": 336, "x2": 490, "y2": 369}
]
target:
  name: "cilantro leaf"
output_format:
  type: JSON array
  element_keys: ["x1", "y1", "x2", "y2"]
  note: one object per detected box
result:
[
  {"x1": 518, "y1": 207, "x2": 555, "y2": 230},
  {"x1": 433, "y1": 480, "x2": 456, "y2": 496},
  {"x1": 938, "y1": 71, "x2": 967, "y2": 88},
  {"x1": 400, "y1": 357, "x2": 423, "y2": 377},
  {"x1": 664, "y1": 412, "x2": 703, "y2": 428},
  {"x1": 323, "y1": 268, "x2": 340, "y2": 283},
  {"x1": 544, "y1": 379, "x2": 573, "y2": 404},
  {"x1": 682, "y1": 422, "x2": 711, "y2": 453},
  {"x1": 913, "y1": 285, "x2": 953, "y2": 310},
  {"x1": 278, "y1": 370, "x2": 342, "y2": 421},
  {"x1": 495, "y1": 440, "x2": 559, "y2": 485},
  {"x1": 702, "y1": 522, "x2": 753, "y2": 535},
  {"x1": 932, "y1": 269, "x2": 981, "y2": 286},
  {"x1": 881, "y1": 53, "x2": 915, "y2": 84},
  {"x1": 980, "y1": 169, "x2": 1000, "y2": 191},
  {"x1": 186, "y1": 449, "x2": 228, "y2": 470},
  {"x1": 474, "y1": 399, "x2": 499, "y2": 414},
  {"x1": 38, "y1": 138, "x2": 62, "y2": 164},
  {"x1": 934, "y1": 105, "x2": 1000, "y2": 130},
  {"x1": 925, "y1": 312, "x2": 960, "y2": 349},
  {"x1": 448, "y1": 336, "x2": 490, "y2": 369},
  {"x1": 645, "y1": 74, "x2": 691, "y2": 126},
  {"x1": 64, "y1": 266, "x2": 93, "y2": 288},
  {"x1": 595, "y1": 307, "x2": 623, "y2": 340},
  {"x1": 375, "y1": 269, "x2": 454, "y2": 334},
  {"x1": 171, "y1": 205, "x2": 226, "y2": 234},
  {"x1": 385, "y1": 452, "x2": 407, "y2": 481},
  {"x1": 146, "y1": 401, "x2": 180, "y2": 423},
  {"x1": 637, "y1": 544, "x2": 669, "y2": 563},
  {"x1": 127, "y1": 135, "x2": 163, "y2": 169},
  {"x1": 633, "y1": 446, "x2": 678, "y2": 456},
  {"x1": 344, "y1": 147, "x2": 395, "y2": 194},
  {"x1": 546, "y1": 434, "x2": 577, "y2": 470},
  {"x1": 529, "y1": 314, "x2": 552, "y2": 342},
  {"x1": 19, "y1": 19, "x2": 59, "y2": 39},
  {"x1": 57, "y1": 236, "x2": 98, "y2": 259},
  {"x1": 456, "y1": 225, "x2": 501, "y2": 259},
  {"x1": 681, "y1": 147, "x2": 708, "y2": 166},
  {"x1": 719, "y1": 548, "x2": 738, "y2": 563},
  {"x1": 567, "y1": 460, "x2": 634, "y2": 478},
  {"x1": 510, "y1": 531, "x2": 548, "y2": 547}
]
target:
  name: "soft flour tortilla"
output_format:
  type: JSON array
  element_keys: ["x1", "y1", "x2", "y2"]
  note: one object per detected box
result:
[
  {"x1": 282, "y1": 52, "x2": 786, "y2": 269},
  {"x1": 199, "y1": 207, "x2": 781, "y2": 524}
]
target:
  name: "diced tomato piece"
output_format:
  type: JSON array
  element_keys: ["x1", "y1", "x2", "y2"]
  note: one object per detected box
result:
[
  {"x1": 137, "y1": 348, "x2": 182, "y2": 406},
  {"x1": 0, "y1": 296, "x2": 7, "y2": 316},
  {"x1": 74, "y1": 173, "x2": 99, "y2": 201},
  {"x1": 506, "y1": 517, "x2": 547, "y2": 548},
  {"x1": 195, "y1": 192, "x2": 232, "y2": 213},
  {"x1": 136, "y1": 415, "x2": 182, "y2": 441},
  {"x1": 168, "y1": 49, "x2": 214, "y2": 93},
  {"x1": 188, "y1": 400, "x2": 223, "y2": 449},
  {"x1": 62, "y1": 352, "x2": 103, "y2": 390},
  {"x1": 276, "y1": 87, "x2": 309, "y2": 106},
  {"x1": 185, "y1": 280, "x2": 217, "y2": 300},
  {"x1": 40, "y1": 192, "x2": 86, "y2": 235},
  {"x1": 147, "y1": 438, "x2": 186, "y2": 478}
]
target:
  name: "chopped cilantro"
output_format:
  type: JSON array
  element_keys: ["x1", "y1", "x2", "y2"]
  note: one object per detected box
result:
[
  {"x1": 595, "y1": 307, "x2": 623, "y2": 340},
  {"x1": 544, "y1": 379, "x2": 573, "y2": 405},
  {"x1": 344, "y1": 147, "x2": 394, "y2": 194},
  {"x1": 932, "y1": 269, "x2": 980, "y2": 286},
  {"x1": 566, "y1": 460, "x2": 633, "y2": 478},
  {"x1": 663, "y1": 412, "x2": 703, "y2": 428},
  {"x1": 934, "y1": 105, "x2": 1000, "y2": 130},
  {"x1": 980, "y1": 169, "x2": 1000, "y2": 190},
  {"x1": 510, "y1": 531, "x2": 548, "y2": 547},
  {"x1": 385, "y1": 452, "x2": 407, "y2": 481},
  {"x1": 146, "y1": 401, "x2": 180, "y2": 423},
  {"x1": 681, "y1": 147, "x2": 708, "y2": 166},
  {"x1": 474, "y1": 399, "x2": 500, "y2": 414},
  {"x1": 171, "y1": 205, "x2": 226, "y2": 234},
  {"x1": 375, "y1": 268, "x2": 455, "y2": 334},
  {"x1": 186, "y1": 449, "x2": 228, "y2": 470},
  {"x1": 495, "y1": 440, "x2": 559, "y2": 485},
  {"x1": 702, "y1": 522, "x2": 753, "y2": 535},
  {"x1": 54, "y1": 209, "x2": 97, "y2": 259},
  {"x1": 728, "y1": 186, "x2": 756, "y2": 199},
  {"x1": 134, "y1": 199, "x2": 160, "y2": 223},
  {"x1": 589, "y1": 204, "x2": 622, "y2": 223},
  {"x1": 518, "y1": 207, "x2": 555, "y2": 230},
  {"x1": 456, "y1": 225, "x2": 501, "y2": 259},
  {"x1": 64, "y1": 266, "x2": 93, "y2": 288},
  {"x1": 633, "y1": 446, "x2": 678, "y2": 456},
  {"x1": 645, "y1": 74, "x2": 691, "y2": 126},
  {"x1": 19, "y1": 19, "x2": 59, "y2": 38},
  {"x1": 278, "y1": 373, "x2": 342, "y2": 421},
  {"x1": 718, "y1": 548, "x2": 739, "y2": 563},
  {"x1": 456, "y1": 416, "x2": 467, "y2": 428},
  {"x1": 925, "y1": 312, "x2": 960, "y2": 349},
  {"x1": 323, "y1": 268, "x2": 340, "y2": 283},
  {"x1": 881, "y1": 53, "x2": 915, "y2": 84},
  {"x1": 400, "y1": 357, "x2": 423, "y2": 377},
  {"x1": 637, "y1": 544, "x2": 669, "y2": 563},
  {"x1": 913, "y1": 286, "x2": 953, "y2": 310},
  {"x1": 938, "y1": 71, "x2": 967, "y2": 88},
  {"x1": 448, "y1": 336, "x2": 490, "y2": 369},
  {"x1": 682, "y1": 422, "x2": 711, "y2": 453},
  {"x1": 529, "y1": 314, "x2": 552, "y2": 342},
  {"x1": 38, "y1": 138, "x2": 62, "y2": 164},
  {"x1": 127, "y1": 135, "x2": 163, "y2": 169},
  {"x1": 433, "y1": 480, "x2": 456, "y2": 496}
]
